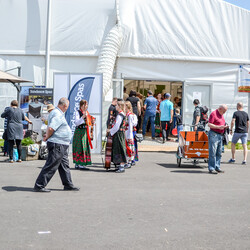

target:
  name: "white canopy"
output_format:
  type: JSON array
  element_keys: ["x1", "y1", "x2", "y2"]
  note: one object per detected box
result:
[{"x1": 0, "y1": 0, "x2": 249, "y2": 63}]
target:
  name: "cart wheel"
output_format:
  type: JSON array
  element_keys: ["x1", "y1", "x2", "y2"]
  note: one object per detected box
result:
[{"x1": 177, "y1": 157, "x2": 181, "y2": 167}]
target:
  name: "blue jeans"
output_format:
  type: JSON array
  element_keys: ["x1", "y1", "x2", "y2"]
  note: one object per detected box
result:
[
  {"x1": 142, "y1": 113, "x2": 155, "y2": 138},
  {"x1": 177, "y1": 125, "x2": 183, "y2": 140},
  {"x1": 208, "y1": 130, "x2": 223, "y2": 171}
]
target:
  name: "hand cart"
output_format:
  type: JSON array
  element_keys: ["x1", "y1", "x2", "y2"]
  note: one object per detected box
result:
[{"x1": 176, "y1": 130, "x2": 209, "y2": 167}]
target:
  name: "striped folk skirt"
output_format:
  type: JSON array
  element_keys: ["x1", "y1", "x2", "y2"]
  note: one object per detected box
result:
[
  {"x1": 112, "y1": 131, "x2": 127, "y2": 165},
  {"x1": 126, "y1": 139, "x2": 135, "y2": 162},
  {"x1": 72, "y1": 128, "x2": 92, "y2": 166}
]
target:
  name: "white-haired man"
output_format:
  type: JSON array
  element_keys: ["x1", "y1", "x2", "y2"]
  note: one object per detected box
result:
[
  {"x1": 229, "y1": 102, "x2": 249, "y2": 165},
  {"x1": 208, "y1": 105, "x2": 229, "y2": 174}
]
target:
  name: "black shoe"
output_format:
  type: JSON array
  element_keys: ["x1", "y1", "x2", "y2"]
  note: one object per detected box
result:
[
  {"x1": 34, "y1": 187, "x2": 51, "y2": 192},
  {"x1": 166, "y1": 138, "x2": 171, "y2": 141},
  {"x1": 209, "y1": 170, "x2": 218, "y2": 174},
  {"x1": 216, "y1": 169, "x2": 225, "y2": 173},
  {"x1": 64, "y1": 186, "x2": 80, "y2": 191}
]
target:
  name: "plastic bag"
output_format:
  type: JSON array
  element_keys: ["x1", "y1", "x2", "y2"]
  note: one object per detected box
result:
[{"x1": 13, "y1": 148, "x2": 19, "y2": 162}]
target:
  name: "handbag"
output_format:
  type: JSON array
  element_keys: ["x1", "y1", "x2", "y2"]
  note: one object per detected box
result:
[
  {"x1": 135, "y1": 133, "x2": 143, "y2": 143},
  {"x1": 2, "y1": 130, "x2": 7, "y2": 140}
]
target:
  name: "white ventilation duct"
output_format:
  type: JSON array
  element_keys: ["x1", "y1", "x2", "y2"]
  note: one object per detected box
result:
[{"x1": 96, "y1": 0, "x2": 123, "y2": 96}]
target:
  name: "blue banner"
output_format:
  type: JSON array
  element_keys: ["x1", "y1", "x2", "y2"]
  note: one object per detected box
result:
[{"x1": 65, "y1": 77, "x2": 95, "y2": 133}]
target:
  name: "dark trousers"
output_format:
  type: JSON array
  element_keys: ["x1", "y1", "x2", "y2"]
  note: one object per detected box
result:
[
  {"x1": 161, "y1": 121, "x2": 171, "y2": 140},
  {"x1": 34, "y1": 142, "x2": 74, "y2": 189},
  {"x1": 8, "y1": 139, "x2": 21, "y2": 160}
]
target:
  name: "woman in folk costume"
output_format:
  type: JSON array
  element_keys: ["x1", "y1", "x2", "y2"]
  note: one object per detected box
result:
[
  {"x1": 72, "y1": 99, "x2": 95, "y2": 170},
  {"x1": 124, "y1": 101, "x2": 137, "y2": 168},
  {"x1": 107, "y1": 100, "x2": 127, "y2": 173}
]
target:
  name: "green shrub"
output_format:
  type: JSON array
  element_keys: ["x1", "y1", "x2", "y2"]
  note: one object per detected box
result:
[
  {"x1": 21, "y1": 137, "x2": 34, "y2": 146},
  {"x1": 226, "y1": 141, "x2": 250, "y2": 150},
  {"x1": 0, "y1": 139, "x2": 4, "y2": 147}
]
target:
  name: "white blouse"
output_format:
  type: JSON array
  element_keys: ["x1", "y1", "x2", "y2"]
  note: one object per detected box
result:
[
  {"x1": 109, "y1": 112, "x2": 124, "y2": 136},
  {"x1": 125, "y1": 114, "x2": 134, "y2": 140},
  {"x1": 74, "y1": 111, "x2": 86, "y2": 127}
]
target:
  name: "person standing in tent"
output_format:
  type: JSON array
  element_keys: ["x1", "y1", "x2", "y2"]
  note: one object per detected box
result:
[
  {"x1": 155, "y1": 93, "x2": 163, "y2": 137},
  {"x1": 126, "y1": 90, "x2": 141, "y2": 132},
  {"x1": 160, "y1": 93, "x2": 173, "y2": 143},
  {"x1": 106, "y1": 97, "x2": 118, "y2": 128},
  {"x1": 192, "y1": 99, "x2": 205, "y2": 131},
  {"x1": 72, "y1": 99, "x2": 95, "y2": 170},
  {"x1": 142, "y1": 90, "x2": 158, "y2": 139}
]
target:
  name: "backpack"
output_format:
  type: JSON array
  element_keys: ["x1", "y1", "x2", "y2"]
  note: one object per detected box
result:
[{"x1": 199, "y1": 106, "x2": 209, "y2": 124}]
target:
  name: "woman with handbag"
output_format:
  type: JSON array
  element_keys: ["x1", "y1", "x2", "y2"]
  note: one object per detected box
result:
[
  {"x1": 1, "y1": 100, "x2": 32, "y2": 163},
  {"x1": 72, "y1": 99, "x2": 95, "y2": 170}
]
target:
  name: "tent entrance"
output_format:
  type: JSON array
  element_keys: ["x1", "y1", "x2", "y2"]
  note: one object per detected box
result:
[{"x1": 124, "y1": 79, "x2": 183, "y2": 151}]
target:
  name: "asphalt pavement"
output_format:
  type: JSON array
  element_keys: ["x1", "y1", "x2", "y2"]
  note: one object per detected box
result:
[{"x1": 0, "y1": 150, "x2": 250, "y2": 250}]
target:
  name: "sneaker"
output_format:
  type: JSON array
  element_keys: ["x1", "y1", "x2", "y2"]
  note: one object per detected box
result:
[
  {"x1": 228, "y1": 159, "x2": 235, "y2": 163},
  {"x1": 17, "y1": 159, "x2": 22, "y2": 163},
  {"x1": 131, "y1": 161, "x2": 136, "y2": 166},
  {"x1": 242, "y1": 161, "x2": 247, "y2": 165},
  {"x1": 209, "y1": 170, "x2": 218, "y2": 174},
  {"x1": 152, "y1": 137, "x2": 156, "y2": 140},
  {"x1": 162, "y1": 139, "x2": 165, "y2": 144},
  {"x1": 9, "y1": 159, "x2": 14, "y2": 163},
  {"x1": 216, "y1": 169, "x2": 225, "y2": 173}
]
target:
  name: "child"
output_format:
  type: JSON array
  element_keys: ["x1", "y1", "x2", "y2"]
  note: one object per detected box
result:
[
  {"x1": 175, "y1": 108, "x2": 183, "y2": 142},
  {"x1": 124, "y1": 101, "x2": 136, "y2": 168},
  {"x1": 107, "y1": 101, "x2": 127, "y2": 173}
]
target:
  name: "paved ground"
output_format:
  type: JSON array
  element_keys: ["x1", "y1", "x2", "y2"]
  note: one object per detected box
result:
[
  {"x1": 0, "y1": 151, "x2": 250, "y2": 250},
  {"x1": 138, "y1": 136, "x2": 178, "y2": 151}
]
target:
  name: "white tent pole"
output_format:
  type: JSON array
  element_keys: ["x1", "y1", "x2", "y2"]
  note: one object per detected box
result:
[{"x1": 45, "y1": 0, "x2": 52, "y2": 87}]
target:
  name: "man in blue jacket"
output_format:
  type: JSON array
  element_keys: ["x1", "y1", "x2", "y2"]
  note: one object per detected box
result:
[{"x1": 142, "y1": 90, "x2": 157, "y2": 139}]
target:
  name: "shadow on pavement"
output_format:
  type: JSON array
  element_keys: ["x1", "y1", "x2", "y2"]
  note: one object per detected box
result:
[
  {"x1": 2, "y1": 186, "x2": 65, "y2": 192},
  {"x1": 157, "y1": 163, "x2": 205, "y2": 169},
  {"x1": 171, "y1": 170, "x2": 208, "y2": 174}
]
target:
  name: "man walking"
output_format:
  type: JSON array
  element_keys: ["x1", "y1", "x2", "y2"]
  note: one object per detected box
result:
[
  {"x1": 160, "y1": 93, "x2": 173, "y2": 143},
  {"x1": 208, "y1": 105, "x2": 229, "y2": 174},
  {"x1": 34, "y1": 97, "x2": 79, "y2": 192},
  {"x1": 228, "y1": 102, "x2": 249, "y2": 165},
  {"x1": 142, "y1": 90, "x2": 157, "y2": 139}
]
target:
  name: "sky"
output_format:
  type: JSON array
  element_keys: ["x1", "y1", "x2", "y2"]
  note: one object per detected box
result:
[{"x1": 223, "y1": 0, "x2": 250, "y2": 10}]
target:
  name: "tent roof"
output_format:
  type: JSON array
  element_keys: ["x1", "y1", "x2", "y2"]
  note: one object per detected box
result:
[{"x1": 0, "y1": 70, "x2": 32, "y2": 83}]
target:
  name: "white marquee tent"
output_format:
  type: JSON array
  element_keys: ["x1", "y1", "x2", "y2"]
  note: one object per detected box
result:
[{"x1": 0, "y1": 0, "x2": 250, "y2": 130}]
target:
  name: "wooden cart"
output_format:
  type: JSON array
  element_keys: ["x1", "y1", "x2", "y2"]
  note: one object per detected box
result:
[{"x1": 176, "y1": 131, "x2": 209, "y2": 167}]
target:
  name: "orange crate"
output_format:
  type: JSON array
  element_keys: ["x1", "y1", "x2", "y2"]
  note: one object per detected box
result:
[{"x1": 179, "y1": 131, "x2": 209, "y2": 159}]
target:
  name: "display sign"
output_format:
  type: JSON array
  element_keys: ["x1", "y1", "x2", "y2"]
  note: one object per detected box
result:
[
  {"x1": 238, "y1": 65, "x2": 250, "y2": 92},
  {"x1": 54, "y1": 73, "x2": 103, "y2": 154}
]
